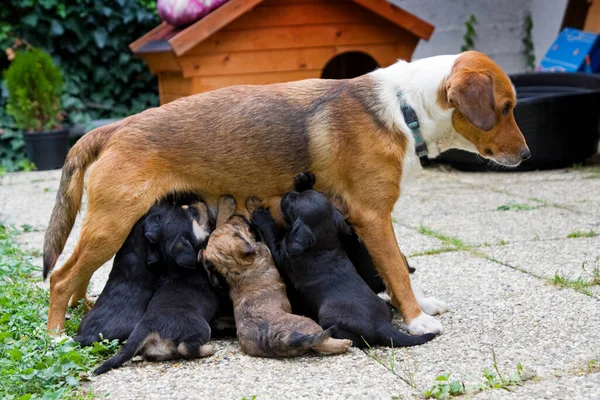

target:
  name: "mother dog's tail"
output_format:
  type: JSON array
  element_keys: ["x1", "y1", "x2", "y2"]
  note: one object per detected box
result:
[{"x1": 42, "y1": 120, "x2": 123, "y2": 279}]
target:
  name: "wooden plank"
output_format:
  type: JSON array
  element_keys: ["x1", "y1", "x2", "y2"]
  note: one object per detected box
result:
[
  {"x1": 350, "y1": 0, "x2": 434, "y2": 40},
  {"x1": 180, "y1": 43, "x2": 414, "y2": 77},
  {"x1": 140, "y1": 53, "x2": 181, "y2": 73},
  {"x1": 224, "y1": 3, "x2": 380, "y2": 30},
  {"x1": 130, "y1": 22, "x2": 176, "y2": 53},
  {"x1": 335, "y1": 42, "x2": 417, "y2": 66},
  {"x1": 186, "y1": 23, "x2": 408, "y2": 56},
  {"x1": 160, "y1": 92, "x2": 186, "y2": 105},
  {"x1": 180, "y1": 47, "x2": 336, "y2": 77},
  {"x1": 191, "y1": 69, "x2": 321, "y2": 93},
  {"x1": 169, "y1": 0, "x2": 264, "y2": 56},
  {"x1": 159, "y1": 73, "x2": 194, "y2": 95}
]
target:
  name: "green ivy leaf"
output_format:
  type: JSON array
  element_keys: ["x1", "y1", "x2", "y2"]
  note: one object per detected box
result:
[
  {"x1": 50, "y1": 20, "x2": 64, "y2": 36},
  {"x1": 93, "y1": 28, "x2": 108, "y2": 49},
  {"x1": 21, "y1": 14, "x2": 39, "y2": 27}
]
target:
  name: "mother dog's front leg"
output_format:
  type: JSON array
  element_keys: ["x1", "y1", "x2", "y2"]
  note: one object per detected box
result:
[{"x1": 351, "y1": 211, "x2": 443, "y2": 335}]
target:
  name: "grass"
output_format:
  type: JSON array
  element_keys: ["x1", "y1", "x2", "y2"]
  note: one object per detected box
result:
[
  {"x1": 0, "y1": 223, "x2": 120, "y2": 399},
  {"x1": 409, "y1": 226, "x2": 472, "y2": 257},
  {"x1": 587, "y1": 359, "x2": 600, "y2": 373},
  {"x1": 566, "y1": 230, "x2": 599, "y2": 239},
  {"x1": 363, "y1": 338, "x2": 418, "y2": 389},
  {"x1": 425, "y1": 351, "x2": 526, "y2": 399},
  {"x1": 551, "y1": 273, "x2": 594, "y2": 296},
  {"x1": 496, "y1": 202, "x2": 536, "y2": 211},
  {"x1": 417, "y1": 226, "x2": 470, "y2": 250}
]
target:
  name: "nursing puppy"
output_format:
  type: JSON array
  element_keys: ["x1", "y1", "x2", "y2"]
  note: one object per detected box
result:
[
  {"x1": 95, "y1": 199, "x2": 218, "y2": 375},
  {"x1": 202, "y1": 196, "x2": 351, "y2": 357},
  {"x1": 251, "y1": 176, "x2": 436, "y2": 348},
  {"x1": 74, "y1": 194, "x2": 204, "y2": 346}
]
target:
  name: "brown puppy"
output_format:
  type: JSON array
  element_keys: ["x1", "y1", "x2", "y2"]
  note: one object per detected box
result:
[
  {"x1": 202, "y1": 197, "x2": 351, "y2": 357},
  {"x1": 43, "y1": 51, "x2": 529, "y2": 335}
]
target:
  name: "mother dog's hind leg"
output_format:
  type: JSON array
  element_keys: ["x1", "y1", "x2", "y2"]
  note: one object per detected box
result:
[{"x1": 47, "y1": 183, "x2": 160, "y2": 333}]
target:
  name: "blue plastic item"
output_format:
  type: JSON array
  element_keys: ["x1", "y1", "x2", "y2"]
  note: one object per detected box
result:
[{"x1": 539, "y1": 28, "x2": 600, "y2": 73}]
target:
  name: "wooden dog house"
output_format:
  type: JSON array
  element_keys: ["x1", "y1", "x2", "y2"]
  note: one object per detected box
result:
[{"x1": 130, "y1": 0, "x2": 434, "y2": 105}]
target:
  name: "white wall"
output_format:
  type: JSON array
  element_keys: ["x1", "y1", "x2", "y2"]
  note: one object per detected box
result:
[{"x1": 389, "y1": 0, "x2": 568, "y2": 73}]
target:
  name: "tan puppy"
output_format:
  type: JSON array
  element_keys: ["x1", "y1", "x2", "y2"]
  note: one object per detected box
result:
[
  {"x1": 202, "y1": 197, "x2": 351, "y2": 357},
  {"x1": 43, "y1": 51, "x2": 528, "y2": 335}
]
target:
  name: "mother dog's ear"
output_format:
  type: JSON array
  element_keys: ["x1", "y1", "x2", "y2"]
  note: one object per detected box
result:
[
  {"x1": 446, "y1": 71, "x2": 495, "y2": 132},
  {"x1": 286, "y1": 219, "x2": 315, "y2": 256}
]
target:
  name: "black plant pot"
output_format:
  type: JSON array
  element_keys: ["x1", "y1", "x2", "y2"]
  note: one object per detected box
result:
[
  {"x1": 22, "y1": 128, "x2": 69, "y2": 171},
  {"x1": 436, "y1": 73, "x2": 600, "y2": 171}
]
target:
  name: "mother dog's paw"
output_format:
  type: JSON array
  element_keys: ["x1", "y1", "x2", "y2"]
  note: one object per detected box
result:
[
  {"x1": 407, "y1": 313, "x2": 443, "y2": 335},
  {"x1": 418, "y1": 296, "x2": 448, "y2": 316},
  {"x1": 414, "y1": 286, "x2": 448, "y2": 315}
]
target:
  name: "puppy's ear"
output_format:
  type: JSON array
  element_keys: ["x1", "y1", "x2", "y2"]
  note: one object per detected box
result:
[
  {"x1": 286, "y1": 219, "x2": 315, "y2": 256},
  {"x1": 446, "y1": 71, "x2": 496, "y2": 131},
  {"x1": 201, "y1": 252, "x2": 222, "y2": 288},
  {"x1": 333, "y1": 209, "x2": 352, "y2": 236},
  {"x1": 147, "y1": 245, "x2": 160, "y2": 265},
  {"x1": 143, "y1": 215, "x2": 162, "y2": 243},
  {"x1": 242, "y1": 240, "x2": 256, "y2": 258}
]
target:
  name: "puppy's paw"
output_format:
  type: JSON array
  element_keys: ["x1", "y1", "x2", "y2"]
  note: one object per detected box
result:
[
  {"x1": 245, "y1": 196, "x2": 262, "y2": 214},
  {"x1": 199, "y1": 344, "x2": 215, "y2": 357},
  {"x1": 294, "y1": 172, "x2": 316, "y2": 192},
  {"x1": 407, "y1": 312, "x2": 443, "y2": 336},
  {"x1": 251, "y1": 207, "x2": 272, "y2": 224},
  {"x1": 419, "y1": 296, "x2": 448, "y2": 316}
]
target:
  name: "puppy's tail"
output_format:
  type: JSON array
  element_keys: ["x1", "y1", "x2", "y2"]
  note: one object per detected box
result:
[
  {"x1": 380, "y1": 325, "x2": 437, "y2": 347},
  {"x1": 94, "y1": 325, "x2": 148, "y2": 375},
  {"x1": 43, "y1": 120, "x2": 125, "y2": 279},
  {"x1": 286, "y1": 326, "x2": 333, "y2": 349}
]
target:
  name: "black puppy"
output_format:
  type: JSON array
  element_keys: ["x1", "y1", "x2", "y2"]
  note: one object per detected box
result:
[
  {"x1": 74, "y1": 194, "x2": 206, "y2": 346},
  {"x1": 251, "y1": 174, "x2": 436, "y2": 348},
  {"x1": 95, "y1": 198, "x2": 220, "y2": 374},
  {"x1": 294, "y1": 173, "x2": 413, "y2": 295}
]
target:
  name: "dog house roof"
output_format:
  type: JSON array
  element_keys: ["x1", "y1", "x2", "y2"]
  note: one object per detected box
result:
[{"x1": 130, "y1": 0, "x2": 434, "y2": 56}]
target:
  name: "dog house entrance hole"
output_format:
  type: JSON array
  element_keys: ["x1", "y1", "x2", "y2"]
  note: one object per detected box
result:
[{"x1": 321, "y1": 52, "x2": 379, "y2": 79}]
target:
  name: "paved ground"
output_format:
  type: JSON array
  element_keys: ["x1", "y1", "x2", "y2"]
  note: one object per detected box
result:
[{"x1": 1, "y1": 164, "x2": 599, "y2": 400}]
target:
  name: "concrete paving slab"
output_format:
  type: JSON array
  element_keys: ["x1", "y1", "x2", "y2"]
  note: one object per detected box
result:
[
  {"x1": 369, "y1": 252, "x2": 600, "y2": 393},
  {"x1": 394, "y1": 224, "x2": 446, "y2": 256},
  {"x1": 393, "y1": 187, "x2": 527, "y2": 228},
  {"x1": 490, "y1": 180, "x2": 600, "y2": 217},
  {"x1": 407, "y1": 207, "x2": 600, "y2": 246},
  {"x1": 481, "y1": 237, "x2": 600, "y2": 299},
  {"x1": 471, "y1": 372, "x2": 600, "y2": 400},
  {"x1": 452, "y1": 168, "x2": 599, "y2": 187},
  {"x1": 0, "y1": 168, "x2": 62, "y2": 186},
  {"x1": 89, "y1": 341, "x2": 418, "y2": 400}
]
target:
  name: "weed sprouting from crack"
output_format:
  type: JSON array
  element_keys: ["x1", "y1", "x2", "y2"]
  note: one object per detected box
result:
[{"x1": 425, "y1": 348, "x2": 528, "y2": 399}]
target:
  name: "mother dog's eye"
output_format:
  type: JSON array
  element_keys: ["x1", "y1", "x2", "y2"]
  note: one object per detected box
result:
[{"x1": 502, "y1": 104, "x2": 510, "y2": 116}]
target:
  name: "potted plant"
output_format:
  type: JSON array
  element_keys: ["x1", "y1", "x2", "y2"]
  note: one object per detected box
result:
[{"x1": 4, "y1": 47, "x2": 68, "y2": 170}]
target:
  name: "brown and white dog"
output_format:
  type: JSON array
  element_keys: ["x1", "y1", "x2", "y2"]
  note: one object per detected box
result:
[{"x1": 43, "y1": 51, "x2": 528, "y2": 336}]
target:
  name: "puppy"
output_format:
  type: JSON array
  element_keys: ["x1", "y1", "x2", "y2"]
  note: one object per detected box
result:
[
  {"x1": 74, "y1": 194, "x2": 206, "y2": 346},
  {"x1": 95, "y1": 199, "x2": 218, "y2": 375},
  {"x1": 251, "y1": 174, "x2": 436, "y2": 348},
  {"x1": 202, "y1": 196, "x2": 351, "y2": 358}
]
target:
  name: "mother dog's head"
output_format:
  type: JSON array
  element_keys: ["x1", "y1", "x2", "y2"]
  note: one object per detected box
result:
[
  {"x1": 438, "y1": 51, "x2": 530, "y2": 166},
  {"x1": 377, "y1": 51, "x2": 530, "y2": 167}
]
